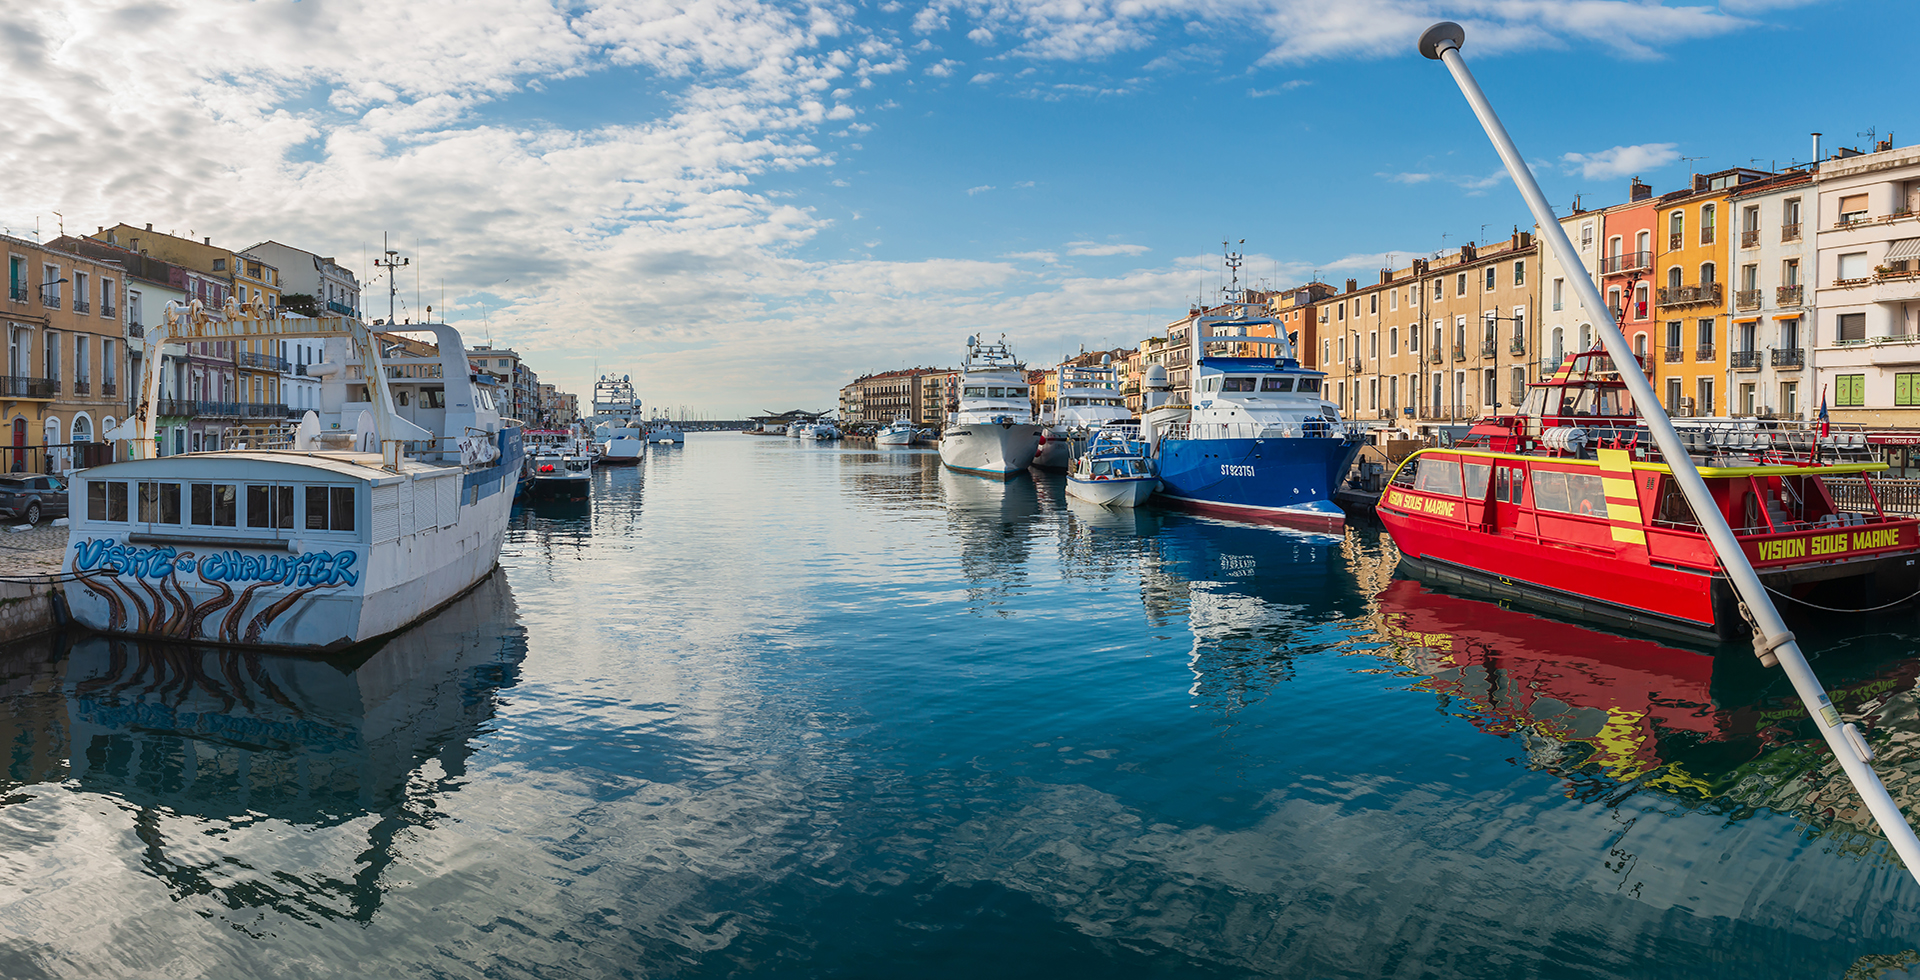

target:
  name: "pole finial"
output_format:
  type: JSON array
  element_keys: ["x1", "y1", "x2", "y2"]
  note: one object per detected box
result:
[{"x1": 1418, "y1": 21, "x2": 1465, "y2": 60}]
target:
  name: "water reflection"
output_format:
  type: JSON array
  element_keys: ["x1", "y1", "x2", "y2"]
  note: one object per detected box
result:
[
  {"x1": 0, "y1": 571, "x2": 527, "y2": 922},
  {"x1": 837, "y1": 448, "x2": 942, "y2": 508},
  {"x1": 942, "y1": 468, "x2": 1044, "y2": 616}
]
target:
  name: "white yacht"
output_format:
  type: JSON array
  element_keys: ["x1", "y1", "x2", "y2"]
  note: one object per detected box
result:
[
  {"x1": 809, "y1": 420, "x2": 841, "y2": 441},
  {"x1": 1035, "y1": 356, "x2": 1133, "y2": 469},
  {"x1": 589, "y1": 375, "x2": 646, "y2": 464},
  {"x1": 875, "y1": 415, "x2": 917, "y2": 447},
  {"x1": 939, "y1": 336, "x2": 1043, "y2": 477},
  {"x1": 64, "y1": 299, "x2": 522, "y2": 652},
  {"x1": 644, "y1": 415, "x2": 685, "y2": 444}
]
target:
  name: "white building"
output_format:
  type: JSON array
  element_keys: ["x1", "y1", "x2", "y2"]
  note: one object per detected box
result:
[
  {"x1": 1812, "y1": 140, "x2": 1920, "y2": 474},
  {"x1": 1725, "y1": 170, "x2": 1816, "y2": 420},
  {"x1": 1536, "y1": 205, "x2": 1605, "y2": 375}
]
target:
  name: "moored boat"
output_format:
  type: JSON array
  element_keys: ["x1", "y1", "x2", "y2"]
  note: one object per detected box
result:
[
  {"x1": 589, "y1": 375, "x2": 646, "y2": 465},
  {"x1": 64, "y1": 303, "x2": 522, "y2": 652},
  {"x1": 1378, "y1": 349, "x2": 1920, "y2": 643},
  {"x1": 939, "y1": 336, "x2": 1043, "y2": 477},
  {"x1": 1036, "y1": 356, "x2": 1131, "y2": 469},
  {"x1": 875, "y1": 415, "x2": 917, "y2": 447},
  {"x1": 1065, "y1": 423, "x2": 1158, "y2": 508}
]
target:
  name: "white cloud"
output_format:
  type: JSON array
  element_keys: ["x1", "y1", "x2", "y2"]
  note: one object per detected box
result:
[
  {"x1": 969, "y1": 72, "x2": 1000, "y2": 84},
  {"x1": 967, "y1": 184, "x2": 995, "y2": 195},
  {"x1": 1004, "y1": 250, "x2": 1061, "y2": 264},
  {"x1": 926, "y1": 58, "x2": 963, "y2": 78},
  {"x1": 1066, "y1": 241, "x2": 1149, "y2": 256},
  {"x1": 1561, "y1": 142, "x2": 1682, "y2": 180},
  {"x1": 968, "y1": 27, "x2": 995, "y2": 45},
  {"x1": 1379, "y1": 172, "x2": 1433, "y2": 184}
]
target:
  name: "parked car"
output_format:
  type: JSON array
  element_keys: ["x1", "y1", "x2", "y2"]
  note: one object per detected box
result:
[{"x1": 0, "y1": 475, "x2": 68, "y2": 526}]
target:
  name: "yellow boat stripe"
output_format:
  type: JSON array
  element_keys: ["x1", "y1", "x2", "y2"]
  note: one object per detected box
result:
[
  {"x1": 1597, "y1": 448, "x2": 1633, "y2": 473},
  {"x1": 1606, "y1": 501, "x2": 1642, "y2": 523},
  {"x1": 1611, "y1": 526, "x2": 1648, "y2": 545},
  {"x1": 1602, "y1": 477, "x2": 1636, "y2": 498}
]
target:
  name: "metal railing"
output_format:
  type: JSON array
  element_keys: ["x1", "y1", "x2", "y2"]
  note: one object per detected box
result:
[
  {"x1": 1, "y1": 440, "x2": 114, "y2": 476},
  {"x1": 1415, "y1": 403, "x2": 1481, "y2": 421},
  {"x1": 73, "y1": 299, "x2": 89, "y2": 315},
  {"x1": 0, "y1": 376, "x2": 57, "y2": 398},
  {"x1": 1730, "y1": 350, "x2": 1762, "y2": 370},
  {"x1": 1657, "y1": 282, "x2": 1723, "y2": 305},
  {"x1": 1735, "y1": 288, "x2": 1762, "y2": 310},
  {"x1": 1741, "y1": 229, "x2": 1761, "y2": 248},
  {"x1": 6, "y1": 284, "x2": 24, "y2": 302},
  {"x1": 1597, "y1": 250, "x2": 1652, "y2": 274},
  {"x1": 1480, "y1": 339, "x2": 1497, "y2": 357},
  {"x1": 1670, "y1": 232, "x2": 1684, "y2": 250},
  {"x1": 1827, "y1": 477, "x2": 1920, "y2": 516},
  {"x1": 127, "y1": 322, "x2": 144, "y2": 338},
  {"x1": 101, "y1": 302, "x2": 114, "y2": 319},
  {"x1": 1776, "y1": 284, "x2": 1804, "y2": 306},
  {"x1": 1158, "y1": 417, "x2": 1352, "y2": 441},
  {"x1": 71, "y1": 379, "x2": 89, "y2": 394},
  {"x1": 1701, "y1": 227, "x2": 1716, "y2": 245},
  {"x1": 1772, "y1": 347, "x2": 1806, "y2": 368},
  {"x1": 1509, "y1": 336, "x2": 1526, "y2": 354},
  {"x1": 326, "y1": 300, "x2": 357, "y2": 316},
  {"x1": 238, "y1": 351, "x2": 291, "y2": 372},
  {"x1": 101, "y1": 381, "x2": 116, "y2": 397},
  {"x1": 1664, "y1": 346, "x2": 1685, "y2": 362},
  {"x1": 1782, "y1": 222, "x2": 1802, "y2": 242},
  {"x1": 1696, "y1": 344, "x2": 1715, "y2": 361},
  {"x1": 39, "y1": 291, "x2": 59, "y2": 310}
]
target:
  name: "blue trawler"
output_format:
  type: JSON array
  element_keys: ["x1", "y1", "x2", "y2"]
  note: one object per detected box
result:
[{"x1": 1141, "y1": 303, "x2": 1361, "y2": 532}]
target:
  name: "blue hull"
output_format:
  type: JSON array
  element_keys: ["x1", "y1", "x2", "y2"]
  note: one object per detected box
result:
[{"x1": 1151, "y1": 435, "x2": 1358, "y2": 531}]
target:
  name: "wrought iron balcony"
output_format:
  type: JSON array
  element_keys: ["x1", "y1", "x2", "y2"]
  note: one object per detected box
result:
[
  {"x1": 39, "y1": 291, "x2": 59, "y2": 310},
  {"x1": 1700, "y1": 227, "x2": 1716, "y2": 246},
  {"x1": 71, "y1": 379, "x2": 89, "y2": 395},
  {"x1": 1670, "y1": 232, "x2": 1684, "y2": 250},
  {"x1": 1664, "y1": 346, "x2": 1685, "y2": 362},
  {"x1": 101, "y1": 302, "x2": 115, "y2": 318},
  {"x1": 1730, "y1": 350, "x2": 1762, "y2": 370},
  {"x1": 1782, "y1": 222, "x2": 1802, "y2": 242},
  {"x1": 238, "y1": 351, "x2": 291, "y2": 372},
  {"x1": 1735, "y1": 289, "x2": 1762, "y2": 310},
  {"x1": 1696, "y1": 344, "x2": 1716, "y2": 361},
  {"x1": 1776, "y1": 284, "x2": 1804, "y2": 306},
  {"x1": 1480, "y1": 340, "x2": 1497, "y2": 358},
  {"x1": 6, "y1": 284, "x2": 24, "y2": 302},
  {"x1": 1597, "y1": 250, "x2": 1652, "y2": 275},
  {"x1": 101, "y1": 381, "x2": 116, "y2": 397},
  {"x1": 0, "y1": 376, "x2": 57, "y2": 398},
  {"x1": 1741, "y1": 229, "x2": 1761, "y2": 248},
  {"x1": 1509, "y1": 337, "x2": 1526, "y2": 355},
  {"x1": 1771, "y1": 348, "x2": 1806, "y2": 368},
  {"x1": 1452, "y1": 345, "x2": 1467, "y2": 362},
  {"x1": 1657, "y1": 282, "x2": 1723, "y2": 306},
  {"x1": 73, "y1": 299, "x2": 89, "y2": 315}
]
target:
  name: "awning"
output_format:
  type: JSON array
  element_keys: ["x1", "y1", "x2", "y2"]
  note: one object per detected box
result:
[
  {"x1": 1887, "y1": 238, "x2": 1920, "y2": 263},
  {"x1": 1771, "y1": 312, "x2": 1804, "y2": 320},
  {"x1": 1732, "y1": 316, "x2": 1761, "y2": 323},
  {"x1": 1868, "y1": 431, "x2": 1920, "y2": 446}
]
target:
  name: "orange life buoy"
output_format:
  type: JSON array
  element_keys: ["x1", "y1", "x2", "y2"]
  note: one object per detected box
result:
[{"x1": 1579, "y1": 498, "x2": 1594, "y2": 516}]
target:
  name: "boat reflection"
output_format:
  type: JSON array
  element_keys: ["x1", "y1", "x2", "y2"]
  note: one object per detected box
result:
[
  {"x1": 1371, "y1": 577, "x2": 1920, "y2": 837},
  {"x1": 0, "y1": 570, "x2": 527, "y2": 920},
  {"x1": 839, "y1": 447, "x2": 942, "y2": 508},
  {"x1": 942, "y1": 467, "x2": 1044, "y2": 615}
]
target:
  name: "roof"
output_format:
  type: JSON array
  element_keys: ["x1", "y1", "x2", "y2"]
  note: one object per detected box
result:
[{"x1": 77, "y1": 450, "x2": 460, "y2": 484}]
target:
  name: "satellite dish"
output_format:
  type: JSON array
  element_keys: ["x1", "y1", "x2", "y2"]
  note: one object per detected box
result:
[
  {"x1": 967, "y1": 335, "x2": 977, "y2": 346},
  {"x1": 1101, "y1": 354, "x2": 1112, "y2": 365}
]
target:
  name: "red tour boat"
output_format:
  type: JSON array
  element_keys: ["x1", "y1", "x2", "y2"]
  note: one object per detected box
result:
[{"x1": 1378, "y1": 350, "x2": 1920, "y2": 642}]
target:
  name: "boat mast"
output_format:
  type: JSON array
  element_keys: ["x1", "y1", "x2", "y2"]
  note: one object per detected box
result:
[{"x1": 1420, "y1": 21, "x2": 1920, "y2": 882}]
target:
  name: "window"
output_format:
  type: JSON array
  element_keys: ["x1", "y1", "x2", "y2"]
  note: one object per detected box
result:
[
  {"x1": 1321, "y1": 340, "x2": 1329, "y2": 364},
  {"x1": 1221, "y1": 377, "x2": 1256, "y2": 392},
  {"x1": 1699, "y1": 262, "x2": 1716, "y2": 284},
  {"x1": 87, "y1": 481, "x2": 129, "y2": 522},
  {"x1": 1388, "y1": 375, "x2": 1398, "y2": 409},
  {"x1": 1697, "y1": 378, "x2": 1714, "y2": 416},
  {"x1": 138, "y1": 481, "x2": 182, "y2": 524},
  {"x1": 44, "y1": 330, "x2": 57, "y2": 381},
  {"x1": 1838, "y1": 252, "x2": 1869, "y2": 281},
  {"x1": 1412, "y1": 456, "x2": 1463, "y2": 495},
  {"x1": 1552, "y1": 278, "x2": 1563, "y2": 311},
  {"x1": 1784, "y1": 258, "x2": 1800, "y2": 287},
  {"x1": 1784, "y1": 197, "x2": 1802, "y2": 231},
  {"x1": 1513, "y1": 260, "x2": 1525, "y2": 286},
  {"x1": 1369, "y1": 293, "x2": 1378, "y2": 314},
  {"x1": 73, "y1": 272, "x2": 88, "y2": 313},
  {"x1": 1580, "y1": 222, "x2": 1594, "y2": 249},
  {"x1": 1388, "y1": 327, "x2": 1398, "y2": 353},
  {"x1": 1835, "y1": 374, "x2": 1865, "y2": 406},
  {"x1": 1389, "y1": 290, "x2": 1397, "y2": 311},
  {"x1": 1456, "y1": 272, "x2": 1468, "y2": 296},
  {"x1": 306, "y1": 485, "x2": 356, "y2": 531},
  {"x1": 1433, "y1": 279, "x2": 1443, "y2": 300},
  {"x1": 1781, "y1": 381, "x2": 1799, "y2": 416},
  {"x1": 1636, "y1": 230, "x2": 1650, "y2": 255},
  {"x1": 213, "y1": 258, "x2": 226, "y2": 271},
  {"x1": 100, "y1": 277, "x2": 114, "y2": 316},
  {"x1": 1741, "y1": 264, "x2": 1758, "y2": 291},
  {"x1": 1838, "y1": 312, "x2": 1866, "y2": 342},
  {"x1": 1485, "y1": 267, "x2": 1496, "y2": 291},
  {"x1": 1697, "y1": 318, "x2": 1715, "y2": 348},
  {"x1": 1483, "y1": 369, "x2": 1496, "y2": 406},
  {"x1": 1897, "y1": 374, "x2": 1920, "y2": 407},
  {"x1": 1369, "y1": 331, "x2": 1377, "y2": 358},
  {"x1": 1839, "y1": 193, "x2": 1869, "y2": 224},
  {"x1": 1369, "y1": 378, "x2": 1378, "y2": 410},
  {"x1": 73, "y1": 335, "x2": 87, "y2": 383},
  {"x1": 1260, "y1": 377, "x2": 1293, "y2": 392},
  {"x1": 1667, "y1": 266, "x2": 1682, "y2": 290},
  {"x1": 1337, "y1": 301, "x2": 1346, "y2": 321},
  {"x1": 1665, "y1": 377, "x2": 1682, "y2": 413},
  {"x1": 1701, "y1": 203, "x2": 1716, "y2": 244},
  {"x1": 190, "y1": 483, "x2": 238, "y2": 527}
]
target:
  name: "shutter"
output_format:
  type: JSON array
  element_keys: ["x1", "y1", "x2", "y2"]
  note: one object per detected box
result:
[
  {"x1": 1838, "y1": 252, "x2": 1869, "y2": 279},
  {"x1": 414, "y1": 477, "x2": 437, "y2": 531},
  {"x1": 439, "y1": 475, "x2": 460, "y2": 527},
  {"x1": 1841, "y1": 193, "x2": 1869, "y2": 215},
  {"x1": 372, "y1": 484, "x2": 399, "y2": 542},
  {"x1": 398, "y1": 479, "x2": 416, "y2": 535}
]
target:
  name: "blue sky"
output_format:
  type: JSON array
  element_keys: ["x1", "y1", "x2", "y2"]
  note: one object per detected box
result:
[{"x1": 2, "y1": 0, "x2": 1912, "y2": 417}]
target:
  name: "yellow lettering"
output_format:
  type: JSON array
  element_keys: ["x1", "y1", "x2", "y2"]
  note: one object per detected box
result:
[{"x1": 1854, "y1": 528, "x2": 1900, "y2": 550}]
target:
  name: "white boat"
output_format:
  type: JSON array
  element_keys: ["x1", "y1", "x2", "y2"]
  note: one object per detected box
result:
[
  {"x1": 589, "y1": 375, "x2": 646, "y2": 464},
  {"x1": 809, "y1": 421, "x2": 841, "y2": 441},
  {"x1": 1036, "y1": 356, "x2": 1133, "y2": 470},
  {"x1": 787, "y1": 422, "x2": 807, "y2": 438},
  {"x1": 1064, "y1": 424, "x2": 1158, "y2": 507},
  {"x1": 522, "y1": 428, "x2": 593, "y2": 502},
  {"x1": 64, "y1": 300, "x2": 521, "y2": 652},
  {"x1": 875, "y1": 415, "x2": 917, "y2": 446},
  {"x1": 645, "y1": 416, "x2": 685, "y2": 444},
  {"x1": 939, "y1": 335, "x2": 1043, "y2": 477}
]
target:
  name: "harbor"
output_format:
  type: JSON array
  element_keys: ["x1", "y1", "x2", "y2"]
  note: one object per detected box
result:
[{"x1": 4, "y1": 434, "x2": 1920, "y2": 977}]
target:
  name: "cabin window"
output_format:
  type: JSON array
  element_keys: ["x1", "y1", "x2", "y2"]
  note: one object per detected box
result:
[
  {"x1": 247, "y1": 485, "x2": 295, "y2": 529},
  {"x1": 1296, "y1": 378, "x2": 1321, "y2": 394},
  {"x1": 1495, "y1": 467, "x2": 1512, "y2": 503},
  {"x1": 1463, "y1": 463, "x2": 1492, "y2": 499},
  {"x1": 306, "y1": 486, "x2": 356, "y2": 532},
  {"x1": 1222, "y1": 377, "x2": 1256, "y2": 392},
  {"x1": 1068, "y1": 397, "x2": 1087, "y2": 406},
  {"x1": 422, "y1": 388, "x2": 446, "y2": 409},
  {"x1": 137, "y1": 482, "x2": 182, "y2": 524},
  {"x1": 1532, "y1": 470, "x2": 1607, "y2": 517},
  {"x1": 190, "y1": 483, "x2": 239, "y2": 527},
  {"x1": 964, "y1": 387, "x2": 986, "y2": 398},
  {"x1": 87, "y1": 480, "x2": 129, "y2": 522},
  {"x1": 1262, "y1": 377, "x2": 1295, "y2": 392},
  {"x1": 1412, "y1": 457, "x2": 1463, "y2": 496}
]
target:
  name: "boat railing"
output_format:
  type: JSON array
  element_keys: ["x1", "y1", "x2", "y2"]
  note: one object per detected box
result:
[
  {"x1": 1826, "y1": 476, "x2": 1920, "y2": 516},
  {"x1": 1159, "y1": 417, "x2": 1350, "y2": 441},
  {"x1": 218, "y1": 422, "x2": 296, "y2": 451},
  {"x1": 1663, "y1": 419, "x2": 1877, "y2": 465}
]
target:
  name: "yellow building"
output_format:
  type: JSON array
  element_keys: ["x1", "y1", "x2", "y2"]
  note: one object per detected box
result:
[
  {"x1": 1651, "y1": 169, "x2": 1769, "y2": 415},
  {"x1": 3, "y1": 234, "x2": 131, "y2": 473}
]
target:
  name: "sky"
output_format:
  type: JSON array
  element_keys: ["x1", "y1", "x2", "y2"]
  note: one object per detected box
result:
[{"x1": 2, "y1": 0, "x2": 1914, "y2": 418}]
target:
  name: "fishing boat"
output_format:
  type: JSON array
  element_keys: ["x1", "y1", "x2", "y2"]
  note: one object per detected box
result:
[
  {"x1": 1377, "y1": 348, "x2": 1920, "y2": 643},
  {"x1": 589, "y1": 375, "x2": 646, "y2": 465},
  {"x1": 64, "y1": 301, "x2": 522, "y2": 652},
  {"x1": 1064, "y1": 423, "x2": 1158, "y2": 508},
  {"x1": 522, "y1": 433, "x2": 593, "y2": 503},
  {"x1": 1035, "y1": 356, "x2": 1132, "y2": 469},
  {"x1": 875, "y1": 415, "x2": 917, "y2": 447},
  {"x1": 939, "y1": 336, "x2": 1044, "y2": 477},
  {"x1": 1139, "y1": 304, "x2": 1362, "y2": 531}
]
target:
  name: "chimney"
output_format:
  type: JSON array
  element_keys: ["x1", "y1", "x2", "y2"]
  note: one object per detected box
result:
[
  {"x1": 1379, "y1": 269, "x2": 1393, "y2": 285},
  {"x1": 1346, "y1": 277, "x2": 1358, "y2": 293},
  {"x1": 1629, "y1": 178, "x2": 1651, "y2": 201},
  {"x1": 203, "y1": 236, "x2": 211, "y2": 245},
  {"x1": 1692, "y1": 173, "x2": 1709, "y2": 193},
  {"x1": 1813, "y1": 132, "x2": 1822, "y2": 164},
  {"x1": 1878, "y1": 139, "x2": 1894, "y2": 153},
  {"x1": 144, "y1": 222, "x2": 152, "y2": 231}
]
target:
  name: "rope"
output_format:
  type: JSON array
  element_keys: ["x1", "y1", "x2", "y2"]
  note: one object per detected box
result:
[{"x1": 1763, "y1": 582, "x2": 1920, "y2": 614}]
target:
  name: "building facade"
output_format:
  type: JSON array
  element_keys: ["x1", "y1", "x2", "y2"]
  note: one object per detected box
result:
[
  {"x1": 2, "y1": 235, "x2": 129, "y2": 472},
  {"x1": 1814, "y1": 142, "x2": 1920, "y2": 458},
  {"x1": 1726, "y1": 170, "x2": 1815, "y2": 419}
]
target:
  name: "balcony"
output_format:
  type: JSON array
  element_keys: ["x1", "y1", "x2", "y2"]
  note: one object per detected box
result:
[
  {"x1": 1670, "y1": 232, "x2": 1684, "y2": 250},
  {"x1": 1771, "y1": 348, "x2": 1806, "y2": 369},
  {"x1": 1782, "y1": 222, "x2": 1802, "y2": 242},
  {"x1": 73, "y1": 299, "x2": 89, "y2": 315},
  {"x1": 1429, "y1": 349, "x2": 1443, "y2": 365},
  {"x1": 6, "y1": 284, "x2": 24, "y2": 302},
  {"x1": 1776, "y1": 284, "x2": 1804, "y2": 307},
  {"x1": 102, "y1": 303, "x2": 115, "y2": 319},
  {"x1": 1664, "y1": 346, "x2": 1685, "y2": 362},
  {"x1": 1480, "y1": 340, "x2": 1497, "y2": 358},
  {"x1": 239, "y1": 351, "x2": 291, "y2": 372},
  {"x1": 0, "y1": 376, "x2": 57, "y2": 398},
  {"x1": 1735, "y1": 288, "x2": 1762, "y2": 310},
  {"x1": 1696, "y1": 344, "x2": 1715, "y2": 361},
  {"x1": 1597, "y1": 250, "x2": 1652, "y2": 275},
  {"x1": 245, "y1": 402, "x2": 289, "y2": 419},
  {"x1": 101, "y1": 381, "x2": 116, "y2": 397},
  {"x1": 326, "y1": 300, "x2": 356, "y2": 317},
  {"x1": 1741, "y1": 229, "x2": 1761, "y2": 249},
  {"x1": 39, "y1": 291, "x2": 60, "y2": 310},
  {"x1": 71, "y1": 379, "x2": 89, "y2": 395},
  {"x1": 1730, "y1": 350, "x2": 1761, "y2": 371},
  {"x1": 1509, "y1": 336, "x2": 1526, "y2": 355},
  {"x1": 1452, "y1": 345, "x2": 1467, "y2": 362},
  {"x1": 1657, "y1": 282, "x2": 1723, "y2": 306},
  {"x1": 1700, "y1": 227, "x2": 1716, "y2": 246}
]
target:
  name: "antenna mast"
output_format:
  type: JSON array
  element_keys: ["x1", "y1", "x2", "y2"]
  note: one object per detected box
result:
[
  {"x1": 373, "y1": 232, "x2": 410, "y2": 324},
  {"x1": 1222, "y1": 239, "x2": 1245, "y2": 304}
]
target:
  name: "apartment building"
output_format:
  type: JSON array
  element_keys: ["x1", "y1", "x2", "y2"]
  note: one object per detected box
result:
[
  {"x1": 49, "y1": 236, "x2": 188, "y2": 457},
  {"x1": 1, "y1": 234, "x2": 130, "y2": 472},
  {"x1": 1650, "y1": 169, "x2": 1770, "y2": 415},
  {"x1": 1726, "y1": 170, "x2": 1815, "y2": 419},
  {"x1": 244, "y1": 240, "x2": 361, "y2": 318},
  {"x1": 1267, "y1": 282, "x2": 1335, "y2": 370}
]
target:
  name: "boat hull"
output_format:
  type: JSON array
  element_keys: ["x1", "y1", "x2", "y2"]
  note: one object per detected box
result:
[
  {"x1": 1066, "y1": 475, "x2": 1157, "y2": 507},
  {"x1": 525, "y1": 475, "x2": 590, "y2": 502},
  {"x1": 1032, "y1": 433, "x2": 1071, "y2": 470},
  {"x1": 1151, "y1": 435, "x2": 1358, "y2": 532},
  {"x1": 940, "y1": 423, "x2": 1042, "y2": 476},
  {"x1": 876, "y1": 430, "x2": 915, "y2": 446}
]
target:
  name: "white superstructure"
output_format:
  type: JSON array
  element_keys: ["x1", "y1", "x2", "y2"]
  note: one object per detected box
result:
[
  {"x1": 589, "y1": 375, "x2": 646, "y2": 464},
  {"x1": 939, "y1": 336, "x2": 1043, "y2": 476},
  {"x1": 1036, "y1": 356, "x2": 1132, "y2": 469},
  {"x1": 66, "y1": 301, "x2": 522, "y2": 651}
]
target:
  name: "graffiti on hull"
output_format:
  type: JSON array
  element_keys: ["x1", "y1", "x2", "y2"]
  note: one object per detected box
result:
[{"x1": 70, "y1": 538, "x2": 359, "y2": 644}]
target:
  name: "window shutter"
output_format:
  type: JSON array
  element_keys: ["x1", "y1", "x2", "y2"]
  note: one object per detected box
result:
[{"x1": 1841, "y1": 193, "x2": 1869, "y2": 214}]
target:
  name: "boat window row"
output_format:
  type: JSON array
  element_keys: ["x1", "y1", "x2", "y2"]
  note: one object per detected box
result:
[
  {"x1": 963, "y1": 386, "x2": 1028, "y2": 398},
  {"x1": 87, "y1": 479, "x2": 356, "y2": 532},
  {"x1": 1200, "y1": 376, "x2": 1324, "y2": 394},
  {"x1": 1064, "y1": 397, "x2": 1125, "y2": 407},
  {"x1": 1394, "y1": 455, "x2": 1606, "y2": 517}
]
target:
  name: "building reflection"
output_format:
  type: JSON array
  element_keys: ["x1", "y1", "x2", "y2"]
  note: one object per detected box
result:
[
  {"x1": 0, "y1": 570, "x2": 528, "y2": 921},
  {"x1": 837, "y1": 448, "x2": 943, "y2": 509}
]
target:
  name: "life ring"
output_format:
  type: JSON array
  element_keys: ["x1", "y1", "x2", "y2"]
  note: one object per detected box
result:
[{"x1": 1579, "y1": 498, "x2": 1594, "y2": 516}]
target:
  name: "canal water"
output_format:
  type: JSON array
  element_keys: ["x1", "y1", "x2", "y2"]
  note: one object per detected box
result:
[{"x1": 5, "y1": 432, "x2": 1920, "y2": 978}]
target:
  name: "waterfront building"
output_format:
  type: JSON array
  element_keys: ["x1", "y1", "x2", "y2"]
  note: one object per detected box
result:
[
  {"x1": 1, "y1": 234, "x2": 130, "y2": 473},
  {"x1": 1726, "y1": 169, "x2": 1815, "y2": 420},
  {"x1": 842, "y1": 367, "x2": 965, "y2": 426},
  {"x1": 919, "y1": 370, "x2": 959, "y2": 425},
  {"x1": 1813, "y1": 139, "x2": 1920, "y2": 471},
  {"x1": 1267, "y1": 282, "x2": 1334, "y2": 370},
  {"x1": 1536, "y1": 203, "x2": 1602, "y2": 375},
  {"x1": 242, "y1": 240, "x2": 361, "y2": 318},
  {"x1": 46, "y1": 236, "x2": 182, "y2": 458},
  {"x1": 1650, "y1": 169, "x2": 1770, "y2": 415},
  {"x1": 1599, "y1": 182, "x2": 1660, "y2": 368}
]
